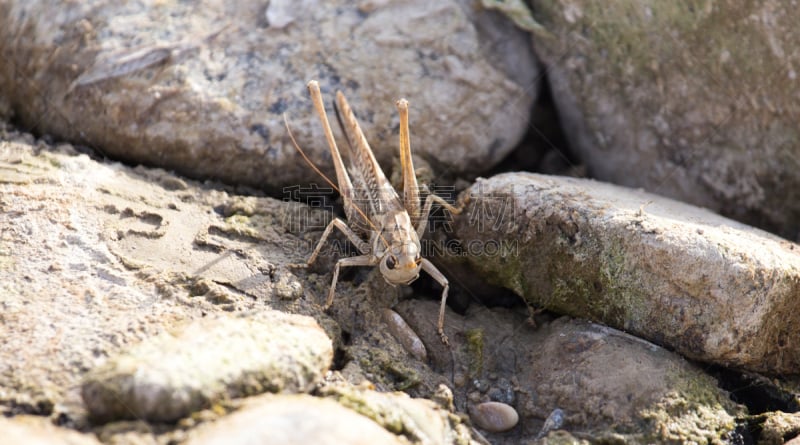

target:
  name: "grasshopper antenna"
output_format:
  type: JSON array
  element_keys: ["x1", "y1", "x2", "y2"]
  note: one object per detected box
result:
[
  {"x1": 284, "y1": 113, "x2": 340, "y2": 194},
  {"x1": 283, "y1": 112, "x2": 388, "y2": 247}
]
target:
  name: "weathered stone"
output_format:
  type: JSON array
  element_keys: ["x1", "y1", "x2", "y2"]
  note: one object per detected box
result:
[
  {"x1": 186, "y1": 394, "x2": 405, "y2": 445},
  {"x1": 1, "y1": 138, "x2": 197, "y2": 421},
  {"x1": 0, "y1": 129, "x2": 333, "y2": 424},
  {"x1": 469, "y1": 401, "x2": 519, "y2": 433},
  {"x1": 757, "y1": 411, "x2": 800, "y2": 445},
  {"x1": 396, "y1": 300, "x2": 744, "y2": 444},
  {"x1": 0, "y1": 0, "x2": 537, "y2": 192},
  {"x1": 81, "y1": 311, "x2": 332, "y2": 423},
  {"x1": 529, "y1": 0, "x2": 800, "y2": 240},
  {"x1": 382, "y1": 309, "x2": 427, "y2": 361},
  {"x1": 451, "y1": 173, "x2": 800, "y2": 373},
  {"x1": 319, "y1": 380, "x2": 477, "y2": 445}
]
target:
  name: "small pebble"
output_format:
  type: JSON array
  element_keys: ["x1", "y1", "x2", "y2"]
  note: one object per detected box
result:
[
  {"x1": 536, "y1": 408, "x2": 565, "y2": 439},
  {"x1": 473, "y1": 378, "x2": 489, "y2": 392},
  {"x1": 470, "y1": 401, "x2": 519, "y2": 433},
  {"x1": 273, "y1": 273, "x2": 303, "y2": 300},
  {"x1": 382, "y1": 309, "x2": 427, "y2": 361},
  {"x1": 432, "y1": 384, "x2": 455, "y2": 412},
  {"x1": 487, "y1": 380, "x2": 515, "y2": 405}
]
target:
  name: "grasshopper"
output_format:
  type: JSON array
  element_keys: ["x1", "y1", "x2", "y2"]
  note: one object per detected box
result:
[{"x1": 287, "y1": 80, "x2": 461, "y2": 344}]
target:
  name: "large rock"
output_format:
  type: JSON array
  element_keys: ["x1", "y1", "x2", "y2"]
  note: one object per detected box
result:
[
  {"x1": 81, "y1": 312, "x2": 333, "y2": 423},
  {"x1": 318, "y1": 380, "x2": 476, "y2": 445},
  {"x1": 186, "y1": 394, "x2": 405, "y2": 445},
  {"x1": 450, "y1": 173, "x2": 800, "y2": 373},
  {"x1": 0, "y1": 0, "x2": 537, "y2": 192},
  {"x1": 1, "y1": 134, "x2": 196, "y2": 421},
  {"x1": 0, "y1": 127, "x2": 329, "y2": 424},
  {"x1": 395, "y1": 300, "x2": 743, "y2": 444},
  {"x1": 530, "y1": 0, "x2": 800, "y2": 240}
]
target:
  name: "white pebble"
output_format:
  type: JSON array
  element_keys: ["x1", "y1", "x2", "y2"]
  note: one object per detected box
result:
[
  {"x1": 470, "y1": 402, "x2": 519, "y2": 433},
  {"x1": 382, "y1": 309, "x2": 427, "y2": 361},
  {"x1": 266, "y1": 0, "x2": 296, "y2": 29}
]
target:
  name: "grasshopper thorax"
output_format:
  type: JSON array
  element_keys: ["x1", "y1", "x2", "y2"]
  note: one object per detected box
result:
[{"x1": 374, "y1": 211, "x2": 422, "y2": 286}]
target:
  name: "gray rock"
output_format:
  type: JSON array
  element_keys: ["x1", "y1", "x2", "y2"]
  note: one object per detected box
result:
[
  {"x1": 81, "y1": 312, "x2": 333, "y2": 423},
  {"x1": 536, "y1": 408, "x2": 565, "y2": 439},
  {"x1": 758, "y1": 411, "x2": 800, "y2": 445},
  {"x1": 382, "y1": 309, "x2": 427, "y2": 361},
  {"x1": 319, "y1": 380, "x2": 477, "y2": 445},
  {"x1": 529, "y1": 0, "x2": 800, "y2": 240},
  {"x1": 450, "y1": 173, "x2": 800, "y2": 373},
  {"x1": 0, "y1": 129, "x2": 333, "y2": 425},
  {"x1": 0, "y1": 0, "x2": 537, "y2": 191},
  {"x1": 186, "y1": 394, "x2": 405, "y2": 445},
  {"x1": 396, "y1": 300, "x2": 743, "y2": 444},
  {"x1": 524, "y1": 319, "x2": 741, "y2": 444},
  {"x1": 1, "y1": 136, "x2": 198, "y2": 421}
]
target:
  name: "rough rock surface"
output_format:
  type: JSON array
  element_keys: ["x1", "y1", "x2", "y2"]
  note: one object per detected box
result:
[
  {"x1": 81, "y1": 311, "x2": 333, "y2": 423},
  {"x1": 2, "y1": 140, "x2": 194, "y2": 422},
  {"x1": 3, "y1": 128, "x2": 757, "y2": 443},
  {"x1": 449, "y1": 173, "x2": 800, "y2": 373},
  {"x1": 0, "y1": 0, "x2": 537, "y2": 191},
  {"x1": 0, "y1": 129, "x2": 327, "y2": 425},
  {"x1": 397, "y1": 300, "x2": 743, "y2": 444},
  {"x1": 318, "y1": 380, "x2": 475, "y2": 445},
  {"x1": 185, "y1": 394, "x2": 405, "y2": 445},
  {"x1": 757, "y1": 411, "x2": 800, "y2": 445},
  {"x1": 0, "y1": 126, "x2": 488, "y2": 443},
  {"x1": 529, "y1": 0, "x2": 800, "y2": 240}
]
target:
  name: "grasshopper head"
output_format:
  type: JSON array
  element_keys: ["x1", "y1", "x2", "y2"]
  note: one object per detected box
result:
[
  {"x1": 377, "y1": 212, "x2": 422, "y2": 286},
  {"x1": 379, "y1": 242, "x2": 422, "y2": 286}
]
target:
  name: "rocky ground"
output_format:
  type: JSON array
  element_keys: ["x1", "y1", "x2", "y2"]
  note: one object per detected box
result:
[{"x1": 2, "y1": 1, "x2": 800, "y2": 445}]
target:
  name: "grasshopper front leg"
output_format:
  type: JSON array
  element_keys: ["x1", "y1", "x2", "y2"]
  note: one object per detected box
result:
[
  {"x1": 420, "y1": 258, "x2": 451, "y2": 345},
  {"x1": 290, "y1": 217, "x2": 374, "y2": 308},
  {"x1": 327, "y1": 254, "x2": 377, "y2": 308},
  {"x1": 413, "y1": 197, "x2": 461, "y2": 345},
  {"x1": 292, "y1": 217, "x2": 371, "y2": 269}
]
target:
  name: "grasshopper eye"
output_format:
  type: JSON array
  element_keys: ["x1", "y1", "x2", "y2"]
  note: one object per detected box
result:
[{"x1": 386, "y1": 256, "x2": 397, "y2": 270}]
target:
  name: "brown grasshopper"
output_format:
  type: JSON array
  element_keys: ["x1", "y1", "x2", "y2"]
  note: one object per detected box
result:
[{"x1": 287, "y1": 80, "x2": 461, "y2": 344}]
